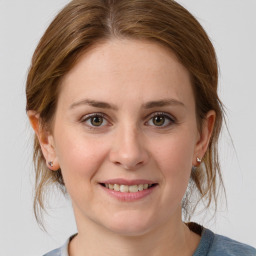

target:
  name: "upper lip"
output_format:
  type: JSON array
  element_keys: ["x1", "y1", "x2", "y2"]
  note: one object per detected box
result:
[{"x1": 99, "y1": 178, "x2": 157, "y2": 186}]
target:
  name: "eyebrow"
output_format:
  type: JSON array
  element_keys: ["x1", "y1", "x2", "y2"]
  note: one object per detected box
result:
[
  {"x1": 70, "y1": 99, "x2": 118, "y2": 110},
  {"x1": 143, "y1": 99, "x2": 185, "y2": 109},
  {"x1": 70, "y1": 98, "x2": 184, "y2": 110}
]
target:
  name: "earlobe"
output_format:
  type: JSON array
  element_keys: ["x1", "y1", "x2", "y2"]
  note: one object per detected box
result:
[
  {"x1": 27, "y1": 110, "x2": 60, "y2": 171},
  {"x1": 193, "y1": 110, "x2": 216, "y2": 166}
]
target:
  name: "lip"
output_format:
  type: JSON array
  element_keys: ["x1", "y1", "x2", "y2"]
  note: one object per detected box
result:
[
  {"x1": 100, "y1": 178, "x2": 156, "y2": 186},
  {"x1": 99, "y1": 179, "x2": 158, "y2": 201}
]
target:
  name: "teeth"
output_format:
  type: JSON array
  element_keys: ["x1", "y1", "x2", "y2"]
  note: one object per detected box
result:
[
  {"x1": 104, "y1": 183, "x2": 153, "y2": 193},
  {"x1": 143, "y1": 184, "x2": 148, "y2": 189},
  {"x1": 120, "y1": 185, "x2": 129, "y2": 192},
  {"x1": 138, "y1": 184, "x2": 144, "y2": 191},
  {"x1": 129, "y1": 185, "x2": 138, "y2": 192},
  {"x1": 113, "y1": 184, "x2": 120, "y2": 191}
]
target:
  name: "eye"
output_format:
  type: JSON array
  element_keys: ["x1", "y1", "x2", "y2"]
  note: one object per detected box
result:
[
  {"x1": 146, "y1": 112, "x2": 175, "y2": 127},
  {"x1": 81, "y1": 113, "x2": 108, "y2": 127}
]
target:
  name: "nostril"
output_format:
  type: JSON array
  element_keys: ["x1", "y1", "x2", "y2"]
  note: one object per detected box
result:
[
  {"x1": 109, "y1": 147, "x2": 149, "y2": 170},
  {"x1": 113, "y1": 160, "x2": 141, "y2": 170}
]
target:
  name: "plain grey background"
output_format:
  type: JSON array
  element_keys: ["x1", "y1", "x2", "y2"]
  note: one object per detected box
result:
[{"x1": 0, "y1": 0, "x2": 255, "y2": 255}]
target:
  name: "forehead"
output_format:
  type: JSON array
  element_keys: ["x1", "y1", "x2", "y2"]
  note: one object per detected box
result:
[{"x1": 59, "y1": 39, "x2": 193, "y2": 108}]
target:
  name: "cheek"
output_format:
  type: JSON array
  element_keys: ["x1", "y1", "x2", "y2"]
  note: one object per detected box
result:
[
  {"x1": 154, "y1": 132, "x2": 195, "y2": 173},
  {"x1": 54, "y1": 131, "x2": 108, "y2": 191},
  {"x1": 151, "y1": 130, "x2": 196, "y2": 196}
]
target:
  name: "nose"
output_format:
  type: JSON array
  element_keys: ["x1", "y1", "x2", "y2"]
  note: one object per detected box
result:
[{"x1": 109, "y1": 125, "x2": 149, "y2": 170}]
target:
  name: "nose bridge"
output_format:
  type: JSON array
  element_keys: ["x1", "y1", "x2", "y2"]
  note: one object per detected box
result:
[{"x1": 109, "y1": 122, "x2": 149, "y2": 169}]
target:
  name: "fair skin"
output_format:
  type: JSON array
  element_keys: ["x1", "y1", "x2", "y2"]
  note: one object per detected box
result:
[{"x1": 28, "y1": 39, "x2": 215, "y2": 256}]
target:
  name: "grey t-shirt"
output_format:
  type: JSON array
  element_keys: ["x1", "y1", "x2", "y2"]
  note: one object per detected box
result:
[{"x1": 43, "y1": 227, "x2": 256, "y2": 256}]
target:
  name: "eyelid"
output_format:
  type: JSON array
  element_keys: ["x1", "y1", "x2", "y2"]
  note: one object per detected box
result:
[
  {"x1": 147, "y1": 111, "x2": 175, "y2": 121},
  {"x1": 80, "y1": 112, "x2": 111, "y2": 127},
  {"x1": 80, "y1": 112, "x2": 104, "y2": 121},
  {"x1": 145, "y1": 111, "x2": 176, "y2": 127}
]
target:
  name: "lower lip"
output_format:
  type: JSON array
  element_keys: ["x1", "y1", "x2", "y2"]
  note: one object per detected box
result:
[{"x1": 100, "y1": 185, "x2": 157, "y2": 201}]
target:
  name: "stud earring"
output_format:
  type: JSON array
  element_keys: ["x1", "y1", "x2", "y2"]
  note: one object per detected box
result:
[
  {"x1": 196, "y1": 157, "x2": 202, "y2": 163},
  {"x1": 48, "y1": 161, "x2": 53, "y2": 167}
]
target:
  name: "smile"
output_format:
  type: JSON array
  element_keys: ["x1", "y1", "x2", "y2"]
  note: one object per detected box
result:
[
  {"x1": 101, "y1": 183, "x2": 155, "y2": 193},
  {"x1": 99, "y1": 179, "x2": 158, "y2": 201}
]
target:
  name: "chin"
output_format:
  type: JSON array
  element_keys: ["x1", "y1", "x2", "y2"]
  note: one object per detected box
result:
[{"x1": 100, "y1": 211, "x2": 159, "y2": 236}]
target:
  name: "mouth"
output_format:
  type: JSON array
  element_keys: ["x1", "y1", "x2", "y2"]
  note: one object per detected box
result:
[{"x1": 99, "y1": 183, "x2": 157, "y2": 193}]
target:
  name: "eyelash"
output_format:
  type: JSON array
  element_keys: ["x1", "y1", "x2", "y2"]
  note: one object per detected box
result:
[
  {"x1": 145, "y1": 112, "x2": 176, "y2": 128},
  {"x1": 80, "y1": 112, "x2": 176, "y2": 129},
  {"x1": 80, "y1": 113, "x2": 109, "y2": 128}
]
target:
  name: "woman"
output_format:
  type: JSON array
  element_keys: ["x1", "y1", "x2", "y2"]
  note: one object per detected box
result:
[{"x1": 26, "y1": 0, "x2": 256, "y2": 255}]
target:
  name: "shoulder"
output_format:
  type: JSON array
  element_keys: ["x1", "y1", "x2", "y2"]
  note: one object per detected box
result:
[
  {"x1": 42, "y1": 235, "x2": 73, "y2": 256},
  {"x1": 43, "y1": 247, "x2": 62, "y2": 256},
  {"x1": 209, "y1": 232, "x2": 256, "y2": 256},
  {"x1": 191, "y1": 223, "x2": 256, "y2": 256}
]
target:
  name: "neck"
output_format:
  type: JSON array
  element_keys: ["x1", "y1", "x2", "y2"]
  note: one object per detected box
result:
[{"x1": 69, "y1": 209, "x2": 200, "y2": 256}]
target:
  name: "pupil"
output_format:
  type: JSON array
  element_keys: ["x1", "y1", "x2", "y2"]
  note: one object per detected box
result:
[
  {"x1": 91, "y1": 116, "x2": 103, "y2": 126},
  {"x1": 153, "y1": 116, "x2": 165, "y2": 126}
]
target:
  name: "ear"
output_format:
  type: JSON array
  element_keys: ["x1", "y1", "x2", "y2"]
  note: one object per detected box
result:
[
  {"x1": 27, "y1": 110, "x2": 60, "y2": 170},
  {"x1": 193, "y1": 110, "x2": 216, "y2": 166}
]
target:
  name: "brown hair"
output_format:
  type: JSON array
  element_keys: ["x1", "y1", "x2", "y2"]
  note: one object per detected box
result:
[{"x1": 26, "y1": 0, "x2": 225, "y2": 226}]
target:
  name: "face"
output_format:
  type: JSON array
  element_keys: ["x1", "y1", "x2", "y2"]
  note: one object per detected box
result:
[{"x1": 38, "y1": 39, "x2": 213, "y2": 236}]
